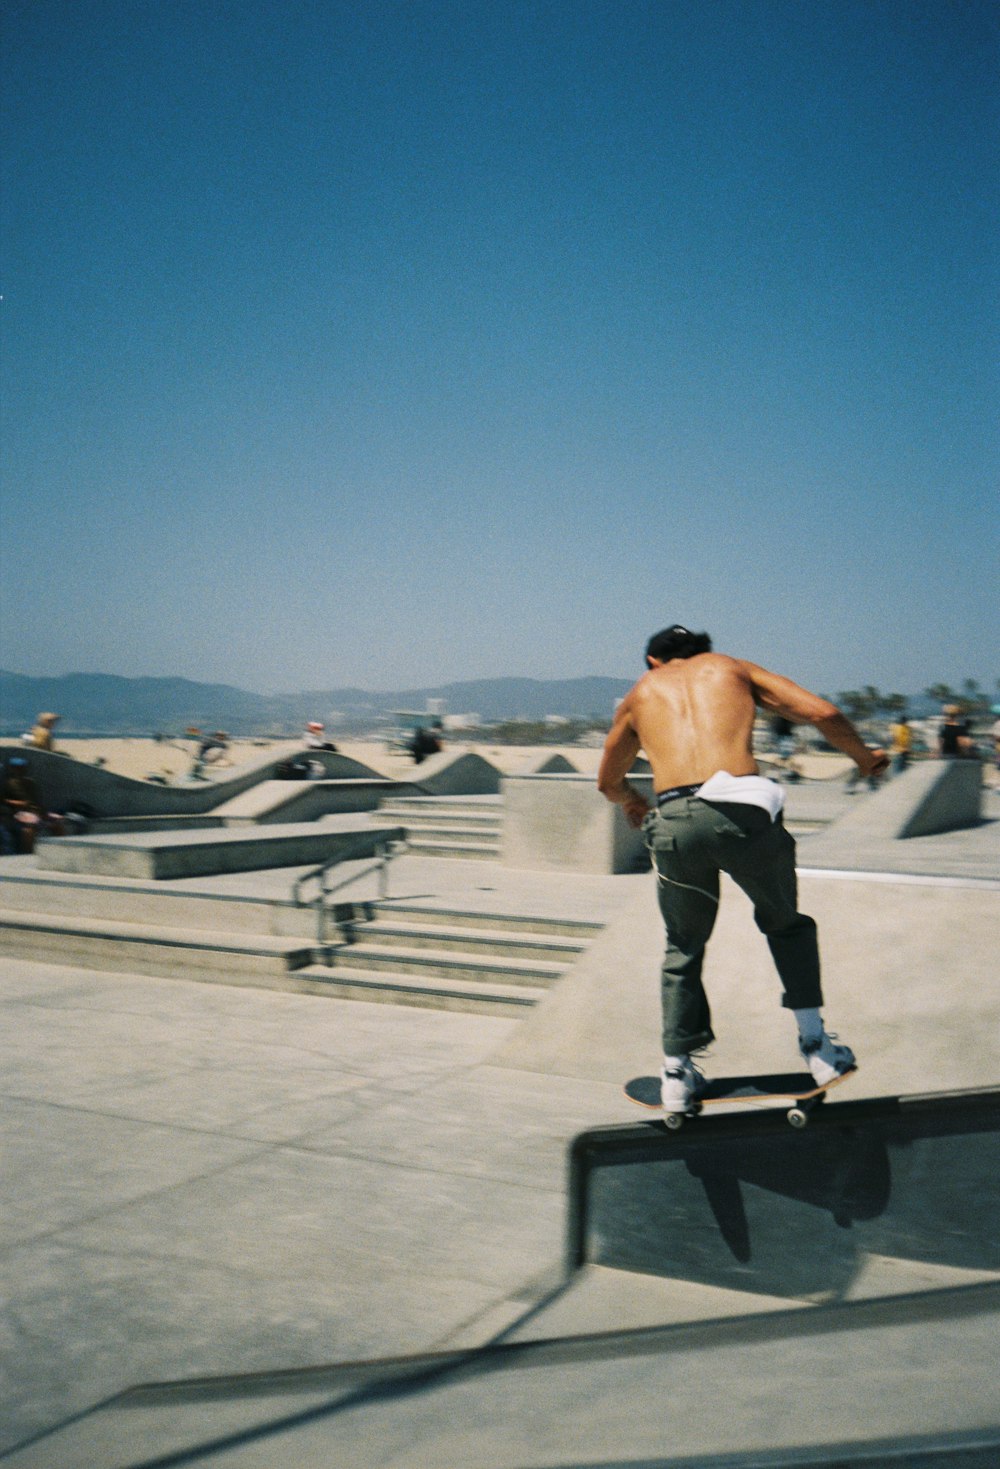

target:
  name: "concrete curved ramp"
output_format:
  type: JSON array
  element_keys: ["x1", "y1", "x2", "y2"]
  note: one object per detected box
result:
[
  {"x1": 409, "y1": 751, "x2": 502, "y2": 796},
  {"x1": 0, "y1": 744, "x2": 384, "y2": 819}
]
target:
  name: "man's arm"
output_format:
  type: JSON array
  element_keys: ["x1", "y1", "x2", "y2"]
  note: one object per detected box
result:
[
  {"x1": 597, "y1": 696, "x2": 650, "y2": 827},
  {"x1": 743, "y1": 662, "x2": 889, "y2": 777}
]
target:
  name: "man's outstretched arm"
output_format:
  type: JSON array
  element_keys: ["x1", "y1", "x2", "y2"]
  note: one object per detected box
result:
[
  {"x1": 597, "y1": 698, "x2": 650, "y2": 827},
  {"x1": 743, "y1": 662, "x2": 889, "y2": 777}
]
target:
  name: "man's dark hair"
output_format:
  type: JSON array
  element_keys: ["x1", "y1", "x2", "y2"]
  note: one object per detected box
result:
[{"x1": 645, "y1": 625, "x2": 713, "y2": 663}]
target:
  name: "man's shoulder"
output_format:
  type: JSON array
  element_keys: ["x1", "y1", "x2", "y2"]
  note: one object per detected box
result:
[{"x1": 697, "y1": 652, "x2": 752, "y2": 680}]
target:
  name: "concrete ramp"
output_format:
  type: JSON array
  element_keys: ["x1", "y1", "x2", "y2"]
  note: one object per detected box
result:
[
  {"x1": 802, "y1": 761, "x2": 983, "y2": 868},
  {"x1": 491, "y1": 870, "x2": 1000, "y2": 1093},
  {"x1": 411, "y1": 751, "x2": 502, "y2": 796},
  {"x1": 0, "y1": 744, "x2": 382, "y2": 820},
  {"x1": 528, "y1": 753, "x2": 578, "y2": 774},
  {"x1": 214, "y1": 778, "x2": 396, "y2": 825}
]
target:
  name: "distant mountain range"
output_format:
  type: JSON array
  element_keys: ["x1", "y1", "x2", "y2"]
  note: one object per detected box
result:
[{"x1": 0, "y1": 670, "x2": 633, "y2": 736}]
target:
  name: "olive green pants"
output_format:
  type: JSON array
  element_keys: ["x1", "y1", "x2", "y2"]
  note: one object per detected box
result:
[{"x1": 642, "y1": 797, "x2": 822, "y2": 1054}]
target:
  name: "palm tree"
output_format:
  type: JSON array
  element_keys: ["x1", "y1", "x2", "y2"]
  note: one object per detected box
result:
[
  {"x1": 925, "y1": 683, "x2": 956, "y2": 707},
  {"x1": 838, "y1": 690, "x2": 872, "y2": 722},
  {"x1": 962, "y1": 679, "x2": 985, "y2": 713}
]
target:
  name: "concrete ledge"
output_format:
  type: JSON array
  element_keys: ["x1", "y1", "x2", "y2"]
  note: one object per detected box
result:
[
  {"x1": 216, "y1": 778, "x2": 398, "y2": 825},
  {"x1": 84, "y1": 815, "x2": 226, "y2": 834},
  {"x1": 34, "y1": 822, "x2": 405, "y2": 880},
  {"x1": 501, "y1": 773, "x2": 654, "y2": 874}
]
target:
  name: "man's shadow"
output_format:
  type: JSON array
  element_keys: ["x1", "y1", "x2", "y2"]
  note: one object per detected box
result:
[
  {"x1": 683, "y1": 1129, "x2": 892, "y2": 1264},
  {"x1": 589, "y1": 1117, "x2": 1000, "y2": 1302}
]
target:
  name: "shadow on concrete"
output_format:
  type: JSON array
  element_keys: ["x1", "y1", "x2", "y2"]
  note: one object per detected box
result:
[{"x1": 571, "y1": 1089, "x2": 1000, "y2": 1304}]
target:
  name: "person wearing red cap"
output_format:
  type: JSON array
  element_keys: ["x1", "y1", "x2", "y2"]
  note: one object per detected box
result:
[{"x1": 304, "y1": 721, "x2": 337, "y2": 752}]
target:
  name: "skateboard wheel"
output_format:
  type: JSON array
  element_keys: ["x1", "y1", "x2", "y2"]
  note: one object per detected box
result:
[
  {"x1": 787, "y1": 1107, "x2": 808, "y2": 1128},
  {"x1": 663, "y1": 1112, "x2": 685, "y2": 1131}
]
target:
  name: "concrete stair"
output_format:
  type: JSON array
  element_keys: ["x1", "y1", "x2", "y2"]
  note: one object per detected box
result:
[
  {"x1": 0, "y1": 910, "x2": 315, "y2": 988},
  {"x1": 371, "y1": 796, "x2": 502, "y2": 860},
  {"x1": 0, "y1": 879, "x2": 602, "y2": 1017},
  {"x1": 294, "y1": 897, "x2": 597, "y2": 1014}
]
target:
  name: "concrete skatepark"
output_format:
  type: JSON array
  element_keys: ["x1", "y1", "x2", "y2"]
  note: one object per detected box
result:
[{"x1": 0, "y1": 744, "x2": 997, "y2": 1465}]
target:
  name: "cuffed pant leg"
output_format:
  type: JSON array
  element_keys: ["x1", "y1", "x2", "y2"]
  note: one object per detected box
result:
[{"x1": 723, "y1": 816, "x2": 823, "y2": 1011}]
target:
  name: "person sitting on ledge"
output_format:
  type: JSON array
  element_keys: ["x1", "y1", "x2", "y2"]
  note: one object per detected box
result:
[
  {"x1": 26, "y1": 712, "x2": 61, "y2": 752},
  {"x1": 597, "y1": 624, "x2": 888, "y2": 1120},
  {"x1": 304, "y1": 721, "x2": 338, "y2": 751}
]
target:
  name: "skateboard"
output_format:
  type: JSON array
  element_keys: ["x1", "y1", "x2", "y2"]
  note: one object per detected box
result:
[{"x1": 624, "y1": 1068, "x2": 857, "y2": 1131}]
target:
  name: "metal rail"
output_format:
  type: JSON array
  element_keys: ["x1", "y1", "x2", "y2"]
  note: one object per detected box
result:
[{"x1": 292, "y1": 832, "x2": 407, "y2": 944}]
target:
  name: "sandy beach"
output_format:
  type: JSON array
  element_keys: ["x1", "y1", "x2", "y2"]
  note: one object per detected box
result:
[{"x1": 34, "y1": 735, "x2": 854, "y2": 784}]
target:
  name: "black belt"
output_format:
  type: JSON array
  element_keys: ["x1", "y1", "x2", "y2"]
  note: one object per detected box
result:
[{"x1": 655, "y1": 783, "x2": 702, "y2": 806}]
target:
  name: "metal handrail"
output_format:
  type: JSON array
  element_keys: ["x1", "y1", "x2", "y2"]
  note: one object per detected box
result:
[{"x1": 292, "y1": 832, "x2": 407, "y2": 945}]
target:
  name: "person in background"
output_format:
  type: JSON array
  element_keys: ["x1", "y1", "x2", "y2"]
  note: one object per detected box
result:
[
  {"x1": 27, "y1": 712, "x2": 61, "y2": 751},
  {"x1": 0, "y1": 756, "x2": 64, "y2": 853},
  {"x1": 889, "y1": 716, "x2": 912, "y2": 775},
  {"x1": 199, "y1": 731, "x2": 230, "y2": 765},
  {"x1": 409, "y1": 725, "x2": 443, "y2": 764},
  {"x1": 938, "y1": 705, "x2": 974, "y2": 759},
  {"x1": 304, "y1": 721, "x2": 338, "y2": 751}
]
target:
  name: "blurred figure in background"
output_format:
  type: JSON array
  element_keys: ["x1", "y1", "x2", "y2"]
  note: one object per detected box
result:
[
  {"x1": 26, "y1": 712, "x2": 61, "y2": 751},
  {"x1": 938, "y1": 705, "x2": 974, "y2": 759},
  {"x1": 304, "y1": 721, "x2": 338, "y2": 751},
  {"x1": 889, "y1": 716, "x2": 912, "y2": 775},
  {"x1": 0, "y1": 756, "x2": 64, "y2": 852}
]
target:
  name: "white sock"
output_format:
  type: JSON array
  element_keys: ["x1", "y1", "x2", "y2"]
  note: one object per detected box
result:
[
  {"x1": 663, "y1": 1053, "x2": 689, "y2": 1071},
  {"x1": 793, "y1": 1008, "x2": 823, "y2": 1044}
]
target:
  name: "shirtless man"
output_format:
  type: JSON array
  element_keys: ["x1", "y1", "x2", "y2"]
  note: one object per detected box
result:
[{"x1": 598, "y1": 625, "x2": 888, "y2": 1117}]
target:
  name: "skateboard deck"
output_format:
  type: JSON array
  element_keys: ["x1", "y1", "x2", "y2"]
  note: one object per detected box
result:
[{"x1": 624, "y1": 1068, "x2": 856, "y2": 1129}]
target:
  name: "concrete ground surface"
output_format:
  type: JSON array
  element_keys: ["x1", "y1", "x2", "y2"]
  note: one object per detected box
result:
[
  {"x1": 0, "y1": 959, "x2": 626, "y2": 1457},
  {"x1": 1, "y1": 811, "x2": 997, "y2": 1465}
]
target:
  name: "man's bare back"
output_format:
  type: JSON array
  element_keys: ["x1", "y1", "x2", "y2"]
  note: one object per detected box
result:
[
  {"x1": 599, "y1": 650, "x2": 887, "y2": 828},
  {"x1": 626, "y1": 655, "x2": 761, "y2": 788}
]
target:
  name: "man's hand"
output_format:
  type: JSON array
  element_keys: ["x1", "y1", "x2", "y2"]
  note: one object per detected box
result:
[
  {"x1": 859, "y1": 747, "x2": 890, "y2": 779},
  {"x1": 812, "y1": 707, "x2": 892, "y2": 781},
  {"x1": 620, "y1": 783, "x2": 650, "y2": 828}
]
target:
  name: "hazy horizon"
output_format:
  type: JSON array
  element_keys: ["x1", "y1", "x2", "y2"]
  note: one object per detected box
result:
[{"x1": 1, "y1": 665, "x2": 988, "y2": 705}]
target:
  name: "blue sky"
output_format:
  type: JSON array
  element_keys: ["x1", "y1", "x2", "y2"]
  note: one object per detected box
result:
[{"x1": 2, "y1": 0, "x2": 997, "y2": 698}]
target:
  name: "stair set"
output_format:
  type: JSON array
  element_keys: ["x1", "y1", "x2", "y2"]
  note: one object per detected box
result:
[
  {"x1": 369, "y1": 794, "x2": 503, "y2": 860},
  {"x1": 0, "y1": 873, "x2": 601, "y2": 1019}
]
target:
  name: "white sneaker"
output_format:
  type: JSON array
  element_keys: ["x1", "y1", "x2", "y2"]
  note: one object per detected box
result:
[
  {"x1": 660, "y1": 1055, "x2": 706, "y2": 1115},
  {"x1": 799, "y1": 1032, "x2": 856, "y2": 1086}
]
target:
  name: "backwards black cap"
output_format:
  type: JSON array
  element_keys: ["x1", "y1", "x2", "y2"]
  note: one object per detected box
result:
[{"x1": 644, "y1": 625, "x2": 712, "y2": 663}]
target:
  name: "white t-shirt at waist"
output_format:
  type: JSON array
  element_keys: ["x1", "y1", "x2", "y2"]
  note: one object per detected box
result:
[{"x1": 695, "y1": 771, "x2": 786, "y2": 821}]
